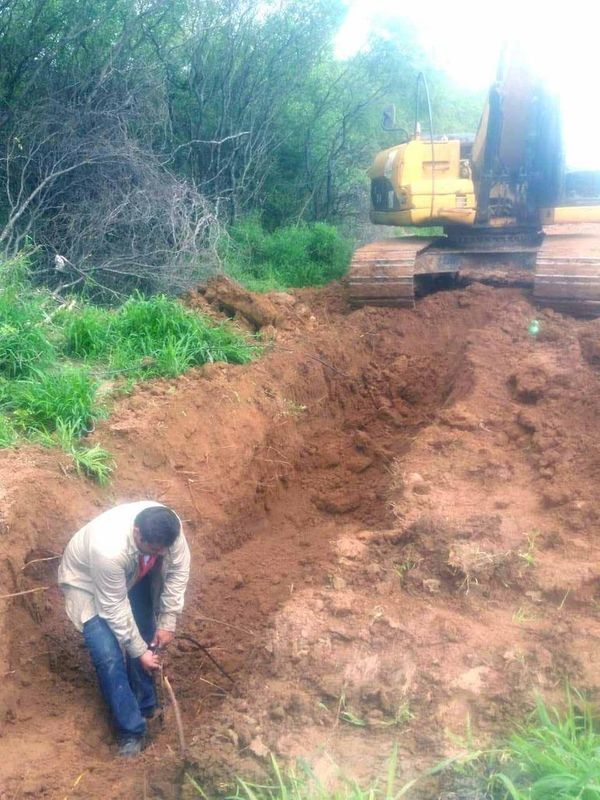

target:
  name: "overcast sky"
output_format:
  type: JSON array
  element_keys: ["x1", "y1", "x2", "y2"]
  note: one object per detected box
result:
[{"x1": 336, "y1": 0, "x2": 600, "y2": 167}]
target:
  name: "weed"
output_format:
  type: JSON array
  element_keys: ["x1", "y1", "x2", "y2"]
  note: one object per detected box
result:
[
  {"x1": 512, "y1": 607, "x2": 538, "y2": 624},
  {"x1": 0, "y1": 413, "x2": 18, "y2": 447},
  {"x1": 0, "y1": 263, "x2": 58, "y2": 377},
  {"x1": 280, "y1": 399, "x2": 308, "y2": 417},
  {"x1": 34, "y1": 420, "x2": 114, "y2": 485},
  {"x1": 339, "y1": 708, "x2": 366, "y2": 727},
  {"x1": 186, "y1": 747, "x2": 420, "y2": 799},
  {"x1": 392, "y1": 702, "x2": 415, "y2": 727},
  {"x1": 442, "y1": 691, "x2": 600, "y2": 799},
  {"x1": 10, "y1": 367, "x2": 100, "y2": 435},
  {"x1": 393, "y1": 560, "x2": 419, "y2": 581},
  {"x1": 488, "y1": 690, "x2": 600, "y2": 799},
  {"x1": 61, "y1": 305, "x2": 114, "y2": 359},
  {"x1": 0, "y1": 255, "x2": 257, "y2": 486},
  {"x1": 518, "y1": 531, "x2": 539, "y2": 567},
  {"x1": 108, "y1": 295, "x2": 257, "y2": 377},
  {"x1": 71, "y1": 444, "x2": 114, "y2": 485}
]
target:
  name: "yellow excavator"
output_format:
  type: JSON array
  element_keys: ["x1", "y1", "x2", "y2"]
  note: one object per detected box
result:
[{"x1": 347, "y1": 52, "x2": 600, "y2": 315}]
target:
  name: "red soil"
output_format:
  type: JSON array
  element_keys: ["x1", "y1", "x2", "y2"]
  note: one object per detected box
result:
[{"x1": 1, "y1": 281, "x2": 600, "y2": 798}]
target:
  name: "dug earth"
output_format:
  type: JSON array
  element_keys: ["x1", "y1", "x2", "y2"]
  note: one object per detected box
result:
[{"x1": 1, "y1": 281, "x2": 600, "y2": 798}]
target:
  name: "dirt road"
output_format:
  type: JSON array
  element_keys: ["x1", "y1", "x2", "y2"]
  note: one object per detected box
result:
[{"x1": 1, "y1": 282, "x2": 600, "y2": 798}]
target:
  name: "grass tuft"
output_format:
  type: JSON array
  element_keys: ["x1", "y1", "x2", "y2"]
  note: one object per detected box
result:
[
  {"x1": 0, "y1": 254, "x2": 258, "y2": 486},
  {"x1": 9, "y1": 367, "x2": 100, "y2": 435},
  {"x1": 186, "y1": 748, "x2": 420, "y2": 800},
  {"x1": 221, "y1": 218, "x2": 352, "y2": 292},
  {"x1": 489, "y1": 690, "x2": 600, "y2": 799}
]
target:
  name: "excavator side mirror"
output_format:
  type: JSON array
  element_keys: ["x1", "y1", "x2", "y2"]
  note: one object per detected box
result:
[{"x1": 382, "y1": 105, "x2": 396, "y2": 130}]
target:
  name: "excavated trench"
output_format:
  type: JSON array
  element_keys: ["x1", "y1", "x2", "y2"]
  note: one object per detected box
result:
[{"x1": 3, "y1": 283, "x2": 600, "y2": 798}]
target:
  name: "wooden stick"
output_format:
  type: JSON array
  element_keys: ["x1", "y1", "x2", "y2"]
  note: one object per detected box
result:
[
  {"x1": 195, "y1": 675, "x2": 228, "y2": 693},
  {"x1": 163, "y1": 674, "x2": 187, "y2": 760},
  {"x1": 0, "y1": 586, "x2": 49, "y2": 600},
  {"x1": 21, "y1": 556, "x2": 60, "y2": 570}
]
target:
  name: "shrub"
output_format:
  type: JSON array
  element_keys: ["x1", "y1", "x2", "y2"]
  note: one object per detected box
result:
[{"x1": 222, "y1": 219, "x2": 352, "y2": 291}]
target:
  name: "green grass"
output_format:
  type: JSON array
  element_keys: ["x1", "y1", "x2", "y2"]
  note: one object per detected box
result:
[
  {"x1": 61, "y1": 294, "x2": 257, "y2": 379},
  {"x1": 185, "y1": 693, "x2": 600, "y2": 800},
  {"x1": 487, "y1": 692, "x2": 600, "y2": 799},
  {"x1": 221, "y1": 218, "x2": 352, "y2": 292},
  {"x1": 0, "y1": 256, "x2": 57, "y2": 377},
  {"x1": 186, "y1": 749, "x2": 418, "y2": 800},
  {"x1": 0, "y1": 253, "x2": 258, "y2": 483},
  {"x1": 440, "y1": 691, "x2": 600, "y2": 800},
  {"x1": 9, "y1": 367, "x2": 100, "y2": 435}
]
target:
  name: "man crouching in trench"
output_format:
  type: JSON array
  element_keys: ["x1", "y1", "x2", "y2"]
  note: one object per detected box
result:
[{"x1": 58, "y1": 501, "x2": 191, "y2": 757}]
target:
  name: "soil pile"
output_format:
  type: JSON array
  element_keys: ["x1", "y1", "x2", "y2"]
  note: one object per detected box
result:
[{"x1": 1, "y1": 281, "x2": 600, "y2": 798}]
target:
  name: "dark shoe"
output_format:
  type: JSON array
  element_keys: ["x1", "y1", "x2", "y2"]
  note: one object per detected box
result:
[
  {"x1": 141, "y1": 706, "x2": 156, "y2": 719},
  {"x1": 118, "y1": 737, "x2": 145, "y2": 757}
]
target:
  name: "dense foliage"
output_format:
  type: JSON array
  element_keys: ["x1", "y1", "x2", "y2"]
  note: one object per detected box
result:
[
  {"x1": 221, "y1": 219, "x2": 352, "y2": 291},
  {"x1": 0, "y1": 0, "x2": 482, "y2": 295}
]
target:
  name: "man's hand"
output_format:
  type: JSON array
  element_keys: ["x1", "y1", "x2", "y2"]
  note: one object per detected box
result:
[
  {"x1": 151, "y1": 628, "x2": 174, "y2": 651},
  {"x1": 139, "y1": 649, "x2": 161, "y2": 673}
]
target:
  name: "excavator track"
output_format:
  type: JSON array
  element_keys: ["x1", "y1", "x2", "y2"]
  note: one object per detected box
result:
[
  {"x1": 534, "y1": 225, "x2": 600, "y2": 316},
  {"x1": 346, "y1": 238, "x2": 433, "y2": 307},
  {"x1": 347, "y1": 227, "x2": 600, "y2": 317}
]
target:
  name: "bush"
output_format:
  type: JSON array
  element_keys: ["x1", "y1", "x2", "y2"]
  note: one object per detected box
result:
[{"x1": 222, "y1": 219, "x2": 352, "y2": 291}]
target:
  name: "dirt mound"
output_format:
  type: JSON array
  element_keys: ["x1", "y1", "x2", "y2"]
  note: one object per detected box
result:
[
  {"x1": 2, "y1": 283, "x2": 600, "y2": 797},
  {"x1": 186, "y1": 275, "x2": 283, "y2": 331}
]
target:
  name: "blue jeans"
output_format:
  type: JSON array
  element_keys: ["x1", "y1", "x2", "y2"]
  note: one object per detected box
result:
[{"x1": 82, "y1": 574, "x2": 156, "y2": 742}]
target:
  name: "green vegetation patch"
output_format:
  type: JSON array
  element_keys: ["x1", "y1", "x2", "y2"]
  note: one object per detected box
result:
[
  {"x1": 185, "y1": 693, "x2": 600, "y2": 800},
  {"x1": 62, "y1": 294, "x2": 257, "y2": 378},
  {"x1": 0, "y1": 254, "x2": 258, "y2": 483},
  {"x1": 221, "y1": 218, "x2": 352, "y2": 292},
  {"x1": 488, "y1": 692, "x2": 600, "y2": 799},
  {"x1": 186, "y1": 748, "x2": 415, "y2": 800},
  {"x1": 441, "y1": 691, "x2": 600, "y2": 800}
]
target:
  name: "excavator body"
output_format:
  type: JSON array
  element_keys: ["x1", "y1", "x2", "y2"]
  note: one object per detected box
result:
[{"x1": 347, "y1": 52, "x2": 600, "y2": 315}]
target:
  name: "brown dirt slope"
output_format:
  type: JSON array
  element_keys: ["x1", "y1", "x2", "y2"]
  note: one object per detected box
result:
[{"x1": 1, "y1": 282, "x2": 600, "y2": 798}]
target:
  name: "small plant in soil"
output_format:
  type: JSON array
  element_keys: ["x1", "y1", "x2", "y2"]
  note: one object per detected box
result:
[
  {"x1": 280, "y1": 398, "x2": 308, "y2": 418},
  {"x1": 512, "y1": 606, "x2": 539, "y2": 624},
  {"x1": 335, "y1": 687, "x2": 366, "y2": 728},
  {"x1": 393, "y1": 560, "x2": 420, "y2": 582},
  {"x1": 518, "y1": 531, "x2": 540, "y2": 567}
]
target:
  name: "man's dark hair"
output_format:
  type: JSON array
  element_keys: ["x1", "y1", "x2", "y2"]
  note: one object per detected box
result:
[{"x1": 135, "y1": 506, "x2": 181, "y2": 547}]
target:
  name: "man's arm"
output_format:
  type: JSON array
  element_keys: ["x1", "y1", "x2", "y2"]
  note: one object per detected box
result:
[
  {"x1": 90, "y1": 550, "x2": 148, "y2": 658},
  {"x1": 157, "y1": 531, "x2": 191, "y2": 632}
]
